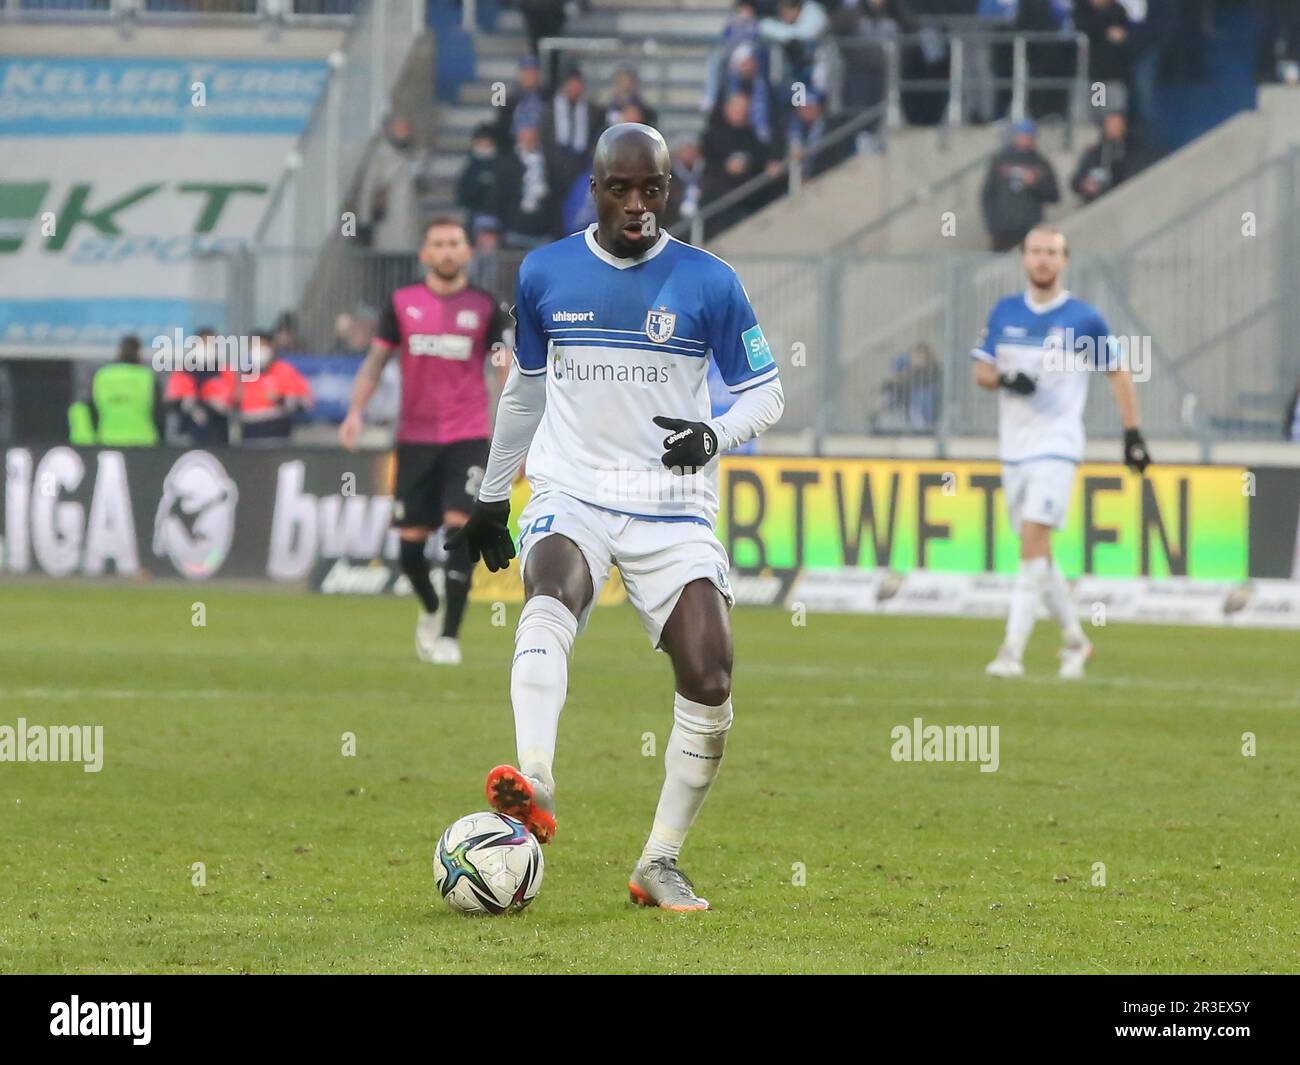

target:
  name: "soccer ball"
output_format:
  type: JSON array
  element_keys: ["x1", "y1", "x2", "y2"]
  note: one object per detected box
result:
[{"x1": 433, "y1": 811, "x2": 544, "y2": 915}]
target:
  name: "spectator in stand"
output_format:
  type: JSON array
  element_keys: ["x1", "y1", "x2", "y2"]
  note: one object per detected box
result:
[
  {"x1": 457, "y1": 123, "x2": 502, "y2": 220},
  {"x1": 519, "y1": 0, "x2": 567, "y2": 85},
  {"x1": 1017, "y1": 0, "x2": 1075, "y2": 119},
  {"x1": 541, "y1": 67, "x2": 605, "y2": 195},
  {"x1": 1075, "y1": 0, "x2": 1133, "y2": 100},
  {"x1": 981, "y1": 119, "x2": 1060, "y2": 251},
  {"x1": 875, "y1": 342, "x2": 940, "y2": 433},
  {"x1": 494, "y1": 55, "x2": 546, "y2": 152},
  {"x1": 204, "y1": 333, "x2": 313, "y2": 445},
  {"x1": 1121, "y1": 0, "x2": 1164, "y2": 124},
  {"x1": 495, "y1": 122, "x2": 561, "y2": 248},
  {"x1": 709, "y1": 42, "x2": 783, "y2": 150},
  {"x1": 834, "y1": 0, "x2": 911, "y2": 138},
  {"x1": 704, "y1": 3, "x2": 767, "y2": 116},
  {"x1": 661, "y1": 136, "x2": 705, "y2": 233},
  {"x1": 0, "y1": 358, "x2": 12, "y2": 445},
  {"x1": 617, "y1": 101, "x2": 649, "y2": 126},
  {"x1": 561, "y1": 166, "x2": 599, "y2": 234},
  {"x1": 330, "y1": 311, "x2": 375, "y2": 356},
  {"x1": 1259, "y1": 0, "x2": 1300, "y2": 85},
  {"x1": 759, "y1": 0, "x2": 831, "y2": 100},
  {"x1": 165, "y1": 327, "x2": 227, "y2": 446},
  {"x1": 787, "y1": 89, "x2": 852, "y2": 180},
  {"x1": 604, "y1": 67, "x2": 659, "y2": 130},
  {"x1": 702, "y1": 90, "x2": 779, "y2": 237},
  {"x1": 357, "y1": 114, "x2": 418, "y2": 250},
  {"x1": 272, "y1": 311, "x2": 300, "y2": 355},
  {"x1": 467, "y1": 214, "x2": 507, "y2": 294},
  {"x1": 1071, "y1": 107, "x2": 1158, "y2": 204}
]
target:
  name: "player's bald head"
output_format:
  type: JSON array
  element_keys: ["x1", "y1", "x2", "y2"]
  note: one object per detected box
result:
[
  {"x1": 590, "y1": 123, "x2": 672, "y2": 258},
  {"x1": 592, "y1": 122, "x2": 670, "y2": 181}
]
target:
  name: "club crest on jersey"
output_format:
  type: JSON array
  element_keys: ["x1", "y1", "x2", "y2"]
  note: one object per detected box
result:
[{"x1": 645, "y1": 308, "x2": 677, "y2": 344}]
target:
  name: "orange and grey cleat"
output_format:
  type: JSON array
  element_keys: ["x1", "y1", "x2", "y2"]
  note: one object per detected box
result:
[
  {"x1": 485, "y1": 764, "x2": 557, "y2": 844},
  {"x1": 628, "y1": 857, "x2": 710, "y2": 911}
]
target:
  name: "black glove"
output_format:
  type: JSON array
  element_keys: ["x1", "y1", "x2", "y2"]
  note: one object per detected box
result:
[
  {"x1": 653, "y1": 415, "x2": 719, "y2": 474},
  {"x1": 998, "y1": 371, "x2": 1037, "y2": 396},
  {"x1": 1124, "y1": 428, "x2": 1151, "y2": 474},
  {"x1": 445, "y1": 499, "x2": 515, "y2": 572}
]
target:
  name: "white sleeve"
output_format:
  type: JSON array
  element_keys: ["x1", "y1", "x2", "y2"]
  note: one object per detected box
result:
[
  {"x1": 478, "y1": 362, "x2": 547, "y2": 503},
  {"x1": 707, "y1": 375, "x2": 784, "y2": 453}
]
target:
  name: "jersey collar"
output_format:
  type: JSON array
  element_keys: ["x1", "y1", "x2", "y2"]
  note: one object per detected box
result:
[
  {"x1": 583, "y1": 223, "x2": 669, "y2": 269},
  {"x1": 1023, "y1": 288, "x2": 1071, "y2": 315}
]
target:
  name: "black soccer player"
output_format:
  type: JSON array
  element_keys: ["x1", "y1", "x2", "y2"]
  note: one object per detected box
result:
[{"x1": 451, "y1": 125, "x2": 785, "y2": 909}]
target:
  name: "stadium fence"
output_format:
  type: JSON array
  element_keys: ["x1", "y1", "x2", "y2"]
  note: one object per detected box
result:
[{"x1": 217, "y1": 141, "x2": 1300, "y2": 457}]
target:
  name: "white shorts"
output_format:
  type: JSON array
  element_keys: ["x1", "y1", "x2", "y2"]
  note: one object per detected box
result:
[
  {"x1": 1001, "y1": 459, "x2": 1077, "y2": 531},
  {"x1": 516, "y1": 489, "x2": 734, "y2": 648}
]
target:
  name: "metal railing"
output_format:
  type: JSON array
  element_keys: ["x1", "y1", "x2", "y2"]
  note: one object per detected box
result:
[
  {"x1": 219, "y1": 144, "x2": 1300, "y2": 454},
  {"x1": 677, "y1": 101, "x2": 889, "y2": 247},
  {"x1": 537, "y1": 27, "x2": 1091, "y2": 245}
]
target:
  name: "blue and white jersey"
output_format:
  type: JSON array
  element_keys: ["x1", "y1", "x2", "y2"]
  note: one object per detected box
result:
[
  {"x1": 513, "y1": 223, "x2": 779, "y2": 523},
  {"x1": 972, "y1": 290, "x2": 1117, "y2": 464}
]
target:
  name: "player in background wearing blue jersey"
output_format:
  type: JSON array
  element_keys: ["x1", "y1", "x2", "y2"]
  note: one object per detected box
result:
[
  {"x1": 973, "y1": 224, "x2": 1151, "y2": 680},
  {"x1": 450, "y1": 124, "x2": 785, "y2": 910}
]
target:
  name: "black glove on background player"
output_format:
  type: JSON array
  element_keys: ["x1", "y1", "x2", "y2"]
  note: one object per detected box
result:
[
  {"x1": 1123, "y1": 428, "x2": 1151, "y2": 474},
  {"x1": 653, "y1": 415, "x2": 719, "y2": 474},
  {"x1": 998, "y1": 372, "x2": 1037, "y2": 396},
  {"x1": 445, "y1": 499, "x2": 515, "y2": 572}
]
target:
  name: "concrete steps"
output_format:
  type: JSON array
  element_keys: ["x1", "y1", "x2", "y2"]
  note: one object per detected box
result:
[{"x1": 413, "y1": 3, "x2": 727, "y2": 216}]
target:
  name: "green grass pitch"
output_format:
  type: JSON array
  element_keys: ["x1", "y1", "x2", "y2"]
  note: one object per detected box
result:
[{"x1": 1, "y1": 582, "x2": 1297, "y2": 974}]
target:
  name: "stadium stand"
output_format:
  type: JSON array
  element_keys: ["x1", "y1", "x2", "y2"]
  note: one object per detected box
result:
[{"x1": 3, "y1": 0, "x2": 1300, "y2": 457}]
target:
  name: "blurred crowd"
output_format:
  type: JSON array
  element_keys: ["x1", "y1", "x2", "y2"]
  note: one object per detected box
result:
[
  {"x1": 352, "y1": 0, "x2": 1300, "y2": 249},
  {"x1": 8, "y1": 1, "x2": 1300, "y2": 448},
  {"x1": 352, "y1": 1, "x2": 915, "y2": 247}
]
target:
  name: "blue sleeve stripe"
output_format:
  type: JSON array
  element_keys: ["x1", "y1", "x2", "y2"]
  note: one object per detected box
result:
[
  {"x1": 549, "y1": 326, "x2": 706, "y2": 347},
  {"x1": 970, "y1": 347, "x2": 996, "y2": 364},
  {"x1": 552, "y1": 337, "x2": 708, "y2": 357},
  {"x1": 728, "y1": 365, "x2": 780, "y2": 393},
  {"x1": 515, "y1": 354, "x2": 548, "y2": 375}
]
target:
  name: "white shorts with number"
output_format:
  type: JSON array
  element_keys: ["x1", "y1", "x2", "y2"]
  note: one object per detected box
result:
[
  {"x1": 516, "y1": 489, "x2": 735, "y2": 648},
  {"x1": 1001, "y1": 458, "x2": 1077, "y2": 531}
]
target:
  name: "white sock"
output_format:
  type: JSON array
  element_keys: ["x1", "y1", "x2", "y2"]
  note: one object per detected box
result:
[
  {"x1": 510, "y1": 596, "x2": 577, "y2": 793},
  {"x1": 1004, "y1": 557, "x2": 1047, "y2": 660},
  {"x1": 1041, "y1": 558, "x2": 1086, "y2": 646},
  {"x1": 641, "y1": 693, "x2": 733, "y2": 864}
]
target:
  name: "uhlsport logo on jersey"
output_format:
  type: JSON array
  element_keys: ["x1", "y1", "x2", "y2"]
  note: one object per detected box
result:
[
  {"x1": 645, "y1": 307, "x2": 677, "y2": 344},
  {"x1": 152, "y1": 451, "x2": 239, "y2": 579}
]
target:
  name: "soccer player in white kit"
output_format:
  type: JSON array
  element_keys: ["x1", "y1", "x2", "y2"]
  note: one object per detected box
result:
[
  {"x1": 451, "y1": 124, "x2": 785, "y2": 910},
  {"x1": 972, "y1": 224, "x2": 1151, "y2": 680}
]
